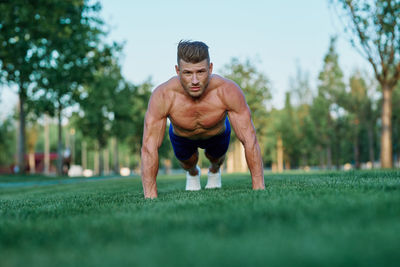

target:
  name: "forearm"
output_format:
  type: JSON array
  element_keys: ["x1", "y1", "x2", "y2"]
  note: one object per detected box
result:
[
  {"x1": 243, "y1": 140, "x2": 265, "y2": 190},
  {"x1": 141, "y1": 147, "x2": 159, "y2": 198}
]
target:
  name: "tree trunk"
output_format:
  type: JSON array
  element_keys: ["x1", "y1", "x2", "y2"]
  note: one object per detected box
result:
[
  {"x1": 277, "y1": 135, "x2": 284, "y2": 173},
  {"x1": 125, "y1": 152, "x2": 130, "y2": 169},
  {"x1": 367, "y1": 122, "x2": 375, "y2": 168},
  {"x1": 71, "y1": 131, "x2": 75, "y2": 165},
  {"x1": 57, "y1": 106, "x2": 63, "y2": 175},
  {"x1": 44, "y1": 114, "x2": 50, "y2": 174},
  {"x1": 326, "y1": 146, "x2": 332, "y2": 170},
  {"x1": 164, "y1": 159, "x2": 172, "y2": 174},
  {"x1": 94, "y1": 142, "x2": 99, "y2": 175},
  {"x1": 284, "y1": 153, "x2": 291, "y2": 170},
  {"x1": 353, "y1": 135, "x2": 360, "y2": 169},
  {"x1": 104, "y1": 147, "x2": 109, "y2": 175},
  {"x1": 81, "y1": 140, "x2": 87, "y2": 170},
  {"x1": 301, "y1": 154, "x2": 308, "y2": 169},
  {"x1": 17, "y1": 91, "x2": 26, "y2": 174},
  {"x1": 28, "y1": 150, "x2": 35, "y2": 174},
  {"x1": 335, "y1": 137, "x2": 341, "y2": 170},
  {"x1": 380, "y1": 86, "x2": 393, "y2": 168},
  {"x1": 15, "y1": 111, "x2": 19, "y2": 171},
  {"x1": 113, "y1": 137, "x2": 119, "y2": 174},
  {"x1": 318, "y1": 146, "x2": 324, "y2": 169},
  {"x1": 99, "y1": 145, "x2": 104, "y2": 176},
  {"x1": 285, "y1": 159, "x2": 291, "y2": 170}
]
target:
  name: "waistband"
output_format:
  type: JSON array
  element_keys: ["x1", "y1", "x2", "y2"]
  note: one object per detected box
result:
[{"x1": 169, "y1": 117, "x2": 231, "y2": 141}]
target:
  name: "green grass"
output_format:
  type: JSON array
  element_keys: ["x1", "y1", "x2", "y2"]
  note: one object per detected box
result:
[
  {"x1": 0, "y1": 174, "x2": 61, "y2": 183},
  {"x1": 1, "y1": 170, "x2": 400, "y2": 267}
]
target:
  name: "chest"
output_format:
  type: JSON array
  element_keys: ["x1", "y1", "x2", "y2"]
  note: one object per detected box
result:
[{"x1": 169, "y1": 96, "x2": 227, "y2": 130}]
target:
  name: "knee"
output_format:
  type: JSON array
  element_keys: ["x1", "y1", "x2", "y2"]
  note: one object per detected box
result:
[
  {"x1": 205, "y1": 152, "x2": 225, "y2": 164},
  {"x1": 180, "y1": 151, "x2": 199, "y2": 169}
]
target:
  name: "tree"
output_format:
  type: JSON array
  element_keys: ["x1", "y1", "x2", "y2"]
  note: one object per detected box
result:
[
  {"x1": 75, "y1": 46, "x2": 123, "y2": 175},
  {"x1": 0, "y1": 116, "x2": 16, "y2": 167},
  {"x1": 0, "y1": 0, "x2": 105, "y2": 174},
  {"x1": 330, "y1": 0, "x2": 400, "y2": 168},
  {"x1": 0, "y1": 1, "x2": 48, "y2": 173},
  {"x1": 221, "y1": 58, "x2": 271, "y2": 160},
  {"x1": 127, "y1": 80, "x2": 152, "y2": 157},
  {"x1": 26, "y1": 121, "x2": 39, "y2": 173},
  {"x1": 109, "y1": 81, "x2": 136, "y2": 173},
  {"x1": 314, "y1": 37, "x2": 346, "y2": 169},
  {"x1": 280, "y1": 92, "x2": 301, "y2": 169},
  {"x1": 288, "y1": 64, "x2": 316, "y2": 168},
  {"x1": 289, "y1": 62, "x2": 314, "y2": 107},
  {"x1": 343, "y1": 72, "x2": 378, "y2": 168},
  {"x1": 109, "y1": 79, "x2": 160, "y2": 173},
  {"x1": 310, "y1": 94, "x2": 331, "y2": 168},
  {"x1": 393, "y1": 83, "x2": 400, "y2": 165},
  {"x1": 35, "y1": 0, "x2": 105, "y2": 175}
]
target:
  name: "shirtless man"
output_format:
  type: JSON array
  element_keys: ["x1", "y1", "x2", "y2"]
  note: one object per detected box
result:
[{"x1": 141, "y1": 40, "x2": 265, "y2": 199}]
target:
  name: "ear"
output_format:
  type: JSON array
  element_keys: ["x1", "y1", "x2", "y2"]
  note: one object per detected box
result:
[
  {"x1": 209, "y1": 62, "x2": 213, "y2": 74},
  {"x1": 175, "y1": 65, "x2": 180, "y2": 75}
]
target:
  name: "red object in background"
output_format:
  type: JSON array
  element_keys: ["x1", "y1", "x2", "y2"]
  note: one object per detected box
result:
[
  {"x1": 0, "y1": 166, "x2": 13, "y2": 174},
  {"x1": 0, "y1": 153, "x2": 59, "y2": 174},
  {"x1": 24, "y1": 153, "x2": 59, "y2": 173}
]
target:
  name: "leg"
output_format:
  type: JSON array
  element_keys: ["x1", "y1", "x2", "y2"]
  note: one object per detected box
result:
[
  {"x1": 168, "y1": 125, "x2": 201, "y2": 190},
  {"x1": 204, "y1": 152, "x2": 225, "y2": 189},
  {"x1": 179, "y1": 150, "x2": 201, "y2": 191},
  {"x1": 203, "y1": 117, "x2": 231, "y2": 174},
  {"x1": 179, "y1": 150, "x2": 199, "y2": 175},
  {"x1": 205, "y1": 152, "x2": 225, "y2": 173},
  {"x1": 169, "y1": 123, "x2": 198, "y2": 175}
]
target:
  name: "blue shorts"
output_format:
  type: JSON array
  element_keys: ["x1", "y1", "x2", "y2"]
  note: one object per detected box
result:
[{"x1": 169, "y1": 118, "x2": 231, "y2": 161}]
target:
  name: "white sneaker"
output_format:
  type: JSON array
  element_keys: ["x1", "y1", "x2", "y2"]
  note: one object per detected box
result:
[
  {"x1": 205, "y1": 170, "x2": 221, "y2": 189},
  {"x1": 185, "y1": 166, "x2": 201, "y2": 191}
]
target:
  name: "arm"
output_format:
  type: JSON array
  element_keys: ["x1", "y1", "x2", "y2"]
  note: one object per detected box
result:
[
  {"x1": 225, "y1": 83, "x2": 265, "y2": 190},
  {"x1": 141, "y1": 88, "x2": 168, "y2": 198}
]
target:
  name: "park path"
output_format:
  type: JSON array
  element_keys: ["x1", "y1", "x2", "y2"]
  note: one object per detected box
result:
[{"x1": 0, "y1": 176, "x2": 135, "y2": 189}]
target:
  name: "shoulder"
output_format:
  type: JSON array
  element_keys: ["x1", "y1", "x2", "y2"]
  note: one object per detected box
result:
[
  {"x1": 152, "y1": 76, "x2": 180, "y2": 98},
  {"x1": 150, "y1": 76, "x2": 182, "y2": 103},
  {"x1": 148, "y1": 76, "x2": 180, "y2": 116},
  {"x1": 211, "y1": 75, "x2": 246, "y2": 107}
]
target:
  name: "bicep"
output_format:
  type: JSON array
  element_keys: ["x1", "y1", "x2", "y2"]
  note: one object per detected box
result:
[
  {"x1": 228, "y1": 105, "x2": 256, "y2": 145},
  {"x1": 226, "y1": 86, "x2": 256, "y2": 145},
  {"x1": 142, "y1": 91, "x2": 168, "y2": 149},
  {"x1": 143, "y1": 111, "x2": 166, "y2": 149}
]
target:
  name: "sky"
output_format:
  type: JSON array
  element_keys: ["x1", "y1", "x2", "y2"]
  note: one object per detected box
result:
[{"x1": 0, "y1": 0, "x2": 369, "y2": 120}]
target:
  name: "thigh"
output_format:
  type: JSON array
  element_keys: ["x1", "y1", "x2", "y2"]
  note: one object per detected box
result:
[
  {"x1": 169, "y1": 124, "x2": 198, "y2": 161},
  {"x1": 203, "y1": 119, "x2": 231, "y2": 159},
  {"x1": 203, "y1": 135, "x2": 230, "y2": 159}
]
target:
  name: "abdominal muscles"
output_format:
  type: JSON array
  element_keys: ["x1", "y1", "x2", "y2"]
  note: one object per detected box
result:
[{"x1": 169, "y1": 111, "x2": 227, "y2": 140}]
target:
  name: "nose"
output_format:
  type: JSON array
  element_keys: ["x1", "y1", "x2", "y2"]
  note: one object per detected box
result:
[{"x1": 191, "y1": 74, "x2": 199, "y2": 84}]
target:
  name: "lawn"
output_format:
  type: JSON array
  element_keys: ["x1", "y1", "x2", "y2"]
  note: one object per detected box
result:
[{"x1": 1, "y1": 170, "x2": 400, "y2": 267}]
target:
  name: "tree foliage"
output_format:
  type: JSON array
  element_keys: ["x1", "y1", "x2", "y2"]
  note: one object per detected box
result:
[
  {"x1": 312, "y1": 37, "x2": 346, "y2": 168},
  {"x1": 330, "y1": 0, "x2": 400, "y2": 167},
  {"x1": 0, "y1": 0, "x2": 105, "y2": 174},
  {"x1": 76, "y1": 45, "x2": 123, "y2": 149},
  {"x1": 221, "y1": 58, "x2": 271, "y2": 160},
  {"x1": 0, "y1": 116, "x2": 15, "y2": 166}
]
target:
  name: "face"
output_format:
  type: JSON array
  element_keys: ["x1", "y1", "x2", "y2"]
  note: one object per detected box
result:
[{"x1": 175, "y1": 59, "x2": 213, "y2": 98}]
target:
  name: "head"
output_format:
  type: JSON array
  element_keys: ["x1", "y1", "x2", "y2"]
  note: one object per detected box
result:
[{"x1": 175, "y1": 40, "x2": 213, "y2": 98}]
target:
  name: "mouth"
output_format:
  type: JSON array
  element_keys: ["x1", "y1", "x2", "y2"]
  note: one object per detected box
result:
[{"x1": 190, "y1": 86, "x2": 201, "y2": 92}]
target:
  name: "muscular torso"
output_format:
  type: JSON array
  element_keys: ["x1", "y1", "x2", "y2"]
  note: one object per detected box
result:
[{"x1": 165, "y1": 75, "x2": 229, "y2": 140}]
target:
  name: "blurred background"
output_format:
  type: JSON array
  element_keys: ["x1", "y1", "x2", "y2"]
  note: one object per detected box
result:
[{"x1": 0, "y1": 0, "x2": 399, "y2": 177}]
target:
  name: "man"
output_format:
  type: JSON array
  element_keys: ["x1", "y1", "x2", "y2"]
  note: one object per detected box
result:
[{"x1": 141, "y1": 40, "x2": 264, "y2": 199}]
